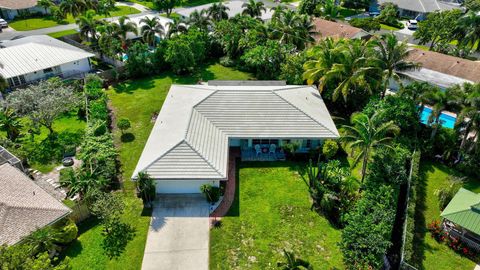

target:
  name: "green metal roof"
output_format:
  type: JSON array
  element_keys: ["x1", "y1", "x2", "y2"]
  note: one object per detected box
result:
[{"x1": 441, "y1": 188, "x2": 480, "y2": 235}]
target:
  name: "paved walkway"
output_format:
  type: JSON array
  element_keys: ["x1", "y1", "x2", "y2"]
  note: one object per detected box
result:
[{"x1": 142, "y1": 195, "x2": 210, "y2": 270}]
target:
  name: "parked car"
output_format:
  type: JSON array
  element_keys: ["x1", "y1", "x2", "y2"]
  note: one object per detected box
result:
[
  {"x1": 0, "y1": 18, "x2": 8, "y2": 28},
  {"x1": 406, "y1": 19, "x2": 418, "y2": 30}
]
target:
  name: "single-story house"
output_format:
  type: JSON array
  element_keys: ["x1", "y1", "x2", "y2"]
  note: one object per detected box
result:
[
  {"x1": 0, "y1": 0, "x2": 46, "y2": 20},
  {"x1": 313, "y1": 18, "x2": 371, "y2": 41},
  {"x1": 132, "y1": 81, "x2": 339, "y2": 194},
  {"x1": 0, "y1": 163, "x2": 71, "y2": 245},
  {"x1": 389, "y1": 48, "x2": 480, "y2": 90},
  {"x1": 374, "y1": 0, "x2": 463, "y2": 19},
  {"x1": 0, "y1": 35, "x2": 95, "y2": 88},
  {"x1": 176, "y1": 0, "x2": 274, "y2": 21},
  {"x1": 441, "y1": 188, "x2": 480, "y2": 251}
]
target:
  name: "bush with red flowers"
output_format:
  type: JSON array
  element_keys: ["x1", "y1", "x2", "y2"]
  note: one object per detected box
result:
[{"x1": 428, "y1": 220, "x2": 447, "y2": 242}]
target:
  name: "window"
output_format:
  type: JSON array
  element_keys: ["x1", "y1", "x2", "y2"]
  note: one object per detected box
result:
[
  {"x1": 306, "y1": 140, "x2": 311, "y2": 148},
  {"x1": 252, "y1": 139, "x2": 278, "y2": 146},
  {"x1": 43, "y1": 68, "x2": 53, "y2": 73}
]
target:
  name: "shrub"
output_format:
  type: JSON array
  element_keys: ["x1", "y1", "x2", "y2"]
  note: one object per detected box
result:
[
  {"x1": 279, "y1": 51, "x2": 308, "y2": 85},
  {"x1": 435, "y1": 178, "x2": 462, "y2": 210},
  {"x1": 377, "y1": 3, "x2": 403, "y2": 28},
  {"x1": 427, "y1": 220, "x2": 446, "y2": 242},
  {"x1": 89, "y1": 99, "x2": 109, "y2": 122},
  {"x1": 116, "y1": 118, "x2": 131, "y2": 134},
  {"x1": 322, "y1": 140, "x2": 339, "y2": 160},
  {"x1": 125, "y1": 42, "x2": 154, "y2": 78},
  {"x1": 349, "y1": 17, "x2": 381, "y2": 32},
  {"x1": 200, "y1": 184, "x2": 220, "y2": 203},
  {"x1": 55, "y1": 219, "x2": 78, "y2": 244}
]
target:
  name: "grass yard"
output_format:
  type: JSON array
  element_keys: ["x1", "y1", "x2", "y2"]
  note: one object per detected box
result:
[
  {"x1": 63, "y1": 63, "x2": 252, "y2": 270},
  {"x1": 380, "y1": 23, "x2": 402, "y2": 31},
  {"x1": 210, "y1": 162, "x2": 344, "y2": 269},
  {"x1": 409, "y1": 161, "x2": 480, "y2": 270},
  {"x1": 47, "y1": 29, "x2": 78, "y2": 38},
  {"x1": 9, "y1": 6, "x2": 141, "y2": 31}
]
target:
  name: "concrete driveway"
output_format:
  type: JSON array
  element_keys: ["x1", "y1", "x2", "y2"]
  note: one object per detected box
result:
[{"x1": 142, "y1": 195, "x2": 210, "y2": 270}]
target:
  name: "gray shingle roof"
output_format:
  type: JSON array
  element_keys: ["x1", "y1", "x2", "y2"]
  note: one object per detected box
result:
[
  {"x1": 0, "y1": 163, "x2": 71, "y2": 245},
  {"x1": 133, "y1": 83, "x2": 339, "y2": 180}
]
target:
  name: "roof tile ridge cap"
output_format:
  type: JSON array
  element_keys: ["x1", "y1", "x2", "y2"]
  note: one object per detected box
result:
[
  {"x1": 134, "y1": 140, "x2": 187, "y2": 176},
  {"x1": 183, "y1": 88, "x2": 218, "y2": 139},
  {"x1": 183, "y1": 139, "x2": 225, "y2": 178},
  {"x1": 5, "y1": 203, "x2": 71, "y2": 213},
  {"x1": 273, "y1": 87, "x2": 339, "y2": 136}
]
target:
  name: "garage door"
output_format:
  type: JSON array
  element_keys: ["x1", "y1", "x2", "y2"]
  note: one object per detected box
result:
[{"x1": 155, "y1": 180, "x2": 219, "y2": 194}]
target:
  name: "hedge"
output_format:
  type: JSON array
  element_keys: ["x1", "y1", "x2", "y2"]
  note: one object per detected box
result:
[{"x1": 403, "y1": 150, "x2": 421, "y2": 265}]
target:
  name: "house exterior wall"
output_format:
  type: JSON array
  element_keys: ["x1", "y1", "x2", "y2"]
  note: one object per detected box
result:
[
  {"x1": 1, "y1": 7, "x2": 47, "y2": 20},
  {"x1": 155, "y1": 180, "x2": 219, "y2": 194},
  {"x1": 59, "y1": 59, "x2": 91, "y2": 76},
  {"x1": 230, "y1": 138, "x2": 323, "y2": 152}
]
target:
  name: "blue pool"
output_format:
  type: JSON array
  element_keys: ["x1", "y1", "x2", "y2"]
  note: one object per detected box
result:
[{"x1": 420, "y1": 107, "x2": 456, "y2": 129}]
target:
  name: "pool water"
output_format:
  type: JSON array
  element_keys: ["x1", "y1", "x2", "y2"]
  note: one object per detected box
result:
[{"x1": 420, "y1": 107, "x2": 456, "y2": 129}]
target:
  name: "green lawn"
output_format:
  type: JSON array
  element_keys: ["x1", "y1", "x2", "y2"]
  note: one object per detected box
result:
[
  {"x1": 48, "y1": 29, "x2": 78, "y2": 38},
  {"x1": 9, "y1": 6, "x2": 141, "y2": 31},
  {"x1": 339, "y1": 7, "x2": 363, "y2": 18},
  {"x1": 380, "y1": 24, "x2": 402, "y2": 31},
  {"x1": 131, "y1": 0, "x2": 218, "y2": 9},
  {"x1": 63, "y1": 63, "x2": 252, "y2": 270},
  {"x1": 210, "y1": 162, "x2": 344, "y2": 269},
  {"x1": 409, "y1": 161, "x2": 480, "y2": 270}
]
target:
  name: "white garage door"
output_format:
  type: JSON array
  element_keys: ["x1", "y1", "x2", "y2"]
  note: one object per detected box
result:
[{"x1": 155, "y1": 180, "x2": 219, "y2": 194}]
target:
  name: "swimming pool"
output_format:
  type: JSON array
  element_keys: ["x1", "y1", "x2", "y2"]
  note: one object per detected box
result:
[{"x1": 420, "y1": 107, "x2": 456, "y2": 129}]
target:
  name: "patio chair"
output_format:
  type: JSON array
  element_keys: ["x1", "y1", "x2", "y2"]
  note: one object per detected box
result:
[
  {"x1": 269, "y1": 144, "x2": 276, "y2": 155},
  {"x1": 255, "y1": 144, "x2": 261, "y2": 156}
]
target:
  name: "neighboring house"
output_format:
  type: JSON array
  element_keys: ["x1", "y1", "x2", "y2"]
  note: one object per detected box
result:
[
  {"x1": 132, "y1": 81, "x2": 339, "y2": 194},
  {"x1": 389, "y1": 48, "x2": 480, "y2": 90},
  {"x1": 0, "y1": 0, "x2": 46, "y2": 20},
  {"x1": 375, "y1": 0, "x2": 463, "y2": 19},
  {"x1": 176, "y1": 0, "x2": 274, "y2": 21},
  {"x1": 0, "y1": 145, "x2": 24, "y2": 171},
  {"x1": 113, "y1": 14, "x2": 173, "y2": 41},
  {"x1": 0, "y1": 35, "x2": 94, "y2": 88},
  {"x1": 313, "y1": 18, "x2": 371, "y2": 41},
  {"x1": 0, "y1": 163, "x2": 71, "y2": 245},
  {"x1": 441, "y1": 188, "x2": 480, "y2": 251}
]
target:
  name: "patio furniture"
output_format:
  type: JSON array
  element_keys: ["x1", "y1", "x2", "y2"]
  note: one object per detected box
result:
[
  {"x1": 254, "y1": 144, "x2": 261, "y2": 156},
  {"x1": 269, "y1": 144, "x2": 276, "y2": 154}
]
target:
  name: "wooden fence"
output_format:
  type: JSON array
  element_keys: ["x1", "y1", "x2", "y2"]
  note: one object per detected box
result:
[{"x1": 69, "y1": 202, "x2": 90, "y2": 224}]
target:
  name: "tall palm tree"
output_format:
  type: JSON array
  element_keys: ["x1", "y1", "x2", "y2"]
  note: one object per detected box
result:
[
  {"x1": 23, "y1": 226, "x2": 59, "y2": 255},
  {"x1": 457, "y1": 11, "x2": 480, "y2": 51},
  {"x1": 316, "y1": 0, "x2": 341, "y2": 21},
  {"x1": 424, "y1": 86, "x2": 461, "y2": 140},
  {"x1": 457, "y1": 83, "x2": 480, "y2": 150},
  {"x1": 140, "y1": 16, "x2": 165, "y2": 47},
  {"x1": 114, "y1": 16, "x2": 138, "y2": 50},
  {"x1": 277, "y1": 250, "x2": 313, "y2": 270},
  {"x1": 0, "y1": 107, "x2": 22, "y2": 142},
  {"x1": 97, "y1": 22, "x2": 122, "y2": 57},
  {"x1": 342, "y1": 112, "x2": 400, "y2": 183},
  {"x1": 187, "y1": 10, "x2": 211, "y2": 31},
  {"x1": 38, "y1": 0, "x2": 53, "y2": 14},
  {"x1": 60, "y1": 0, "x2": 88, "y2": 17},
  {"x1": 166, "y1": 17, "x2": 188, "y2": 38},
  {"x1": 241, "y1": 0, "x2": 266, "y2": 19},
  {"x1": 269, "y1": 9, "x2": 316, "y2": 50},
  {"x1": 207, "y1": 2, "x2": 229, "y2": 22},
  {"x1": 374, "y1": 33, "x2": 419, "y2": 98},
  {"x1": 76, "y1": 9, "x2": 102, "y2": 43}
]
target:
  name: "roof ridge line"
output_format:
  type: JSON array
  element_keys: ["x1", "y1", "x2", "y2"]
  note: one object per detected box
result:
[
  {"x1": 272, "y1": 89, "x2": 339, "y2": 137},
  {"x1": 183, "y1": 140, "x2": 225, "y2": 178},
  {"x1": 135, "y1": 140, "x2": 186, "y2": 177}
]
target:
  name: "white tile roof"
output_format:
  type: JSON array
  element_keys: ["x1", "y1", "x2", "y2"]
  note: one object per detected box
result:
[
  {"x1": 133, "y1": 83, "x2": 339, "y2": 180},
  {"x1": 0, "y1": 163, "x2": 71, "y2": 245},
  {"x1": 0, "y1": 35, "x2": 94, "y2": 79},
  {"x1": 378, "y1": 0, "x2": 461, "y2": 13}
]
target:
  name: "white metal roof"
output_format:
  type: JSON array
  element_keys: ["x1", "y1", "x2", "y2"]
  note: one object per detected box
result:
[
  {"x1": 399, "y1": 67, "x2": 473, "y2": 88},
  {"x1": 132, "y1": 83, "x2": 339, "y2": 181},
  {"x1": 0, "y1": 35, "x2": 94, "y2": 79}
]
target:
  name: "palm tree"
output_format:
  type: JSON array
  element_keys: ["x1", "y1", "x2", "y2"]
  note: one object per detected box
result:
[
  {"x1": 269, "y1": 9, "x2": 316, "y2": 50},
  {"x1": 38, "y1": 0, "x2": 53, "y2": 14},
  {"x1": 342, "y1": 112, "x2": 400, "y2": 183},
  {"x1": 315, "y1": 0, "x2": 341, "y2": 21},
  {"x1": 241, "y1": 0, "x2": 266, "y2": 19},
  {"x1": 374, "y1": 33, "x2": 419, "y2": 98},
  {"x1": 60, "y1": 0, "x2": 88, "y2": 17},
  {"x1": 166, "y1": 17, "x2": 188, "y2": 38},
  {"x1": 76, "y1": 9, "x2": 102, "y2": 43},
  {"x1": 59, "y1": 168, "x2": 109, "y2": 199},
  {"x1": 457, "y1": 11, "x2": 480, "y2": 51},
  {"x1": 424, "y1": 86, "x2": 461, "y2": 140},
  {"x1": 207, "y1": 2, "x2": 229, "y2": 21},
  {"x1": 136, "y1": 172, "x2": 155, "y2": 207},
  {"x1": 140, "y1": 16, "x2": 165, "y2": 47},
  {"x1": 114, "y1": 16, "x2": 138, "y2": 50},
  {"x1": 23, "y1": 226, "x2": 59, "y2": 256},
  {"x1": 457, "y1": 83, "x2": 480, "y2": 150},
  {"x1": 97, "y1": 22, "x2": 122, "y2": 57},
  {"x1": 277, "y1": 249, "x2": 313, "y2": 270},
  {"x1": 187, "y1": 10, "x2": 211, "y2": 31},
  {"x1": 0, "y1": 107, "x2": 22, "y2": 142}
]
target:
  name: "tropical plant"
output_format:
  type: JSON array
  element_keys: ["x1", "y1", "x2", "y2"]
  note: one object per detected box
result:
[
  {"x1": 376, "y1": 2, "x2": 401, "y2": 28},
  {"x1": 0, "y1": 107, "x2": 22, "y2": 142},
  {"x1": 457, "y1": 10, "x2": 480, "y2": 51},
  {"x1": 322, "y1": 139, "x2": 339, "y2": 160},
  {"x1": 298, "y1": 0, "x2": 321, "y2": 15},
  {"x1": 315, "y1": 0, "x2": 342, "y2": 21},
  {"x1": 457, "y1": 83, "x2": 480, "y2": 151},
  {"x1": 424, "y1": 86, "x2": 461, "y2": 140},
  {"x1": 187, "y1": 10, "x2": 211, "y2": 31},
  {"x1": 348, "y1": 17, "x2": 380, "y2": 32},
  {"x1": 140, "y1": 16, "x2": 165, "y2": 46},
  {"x1": 208, "y1": 2, "x2": 229, "y2": 21},
  {"x1": 38, "y1": 0, "x2": 53, "y2": 13},
  {"x1": 277, "y1": 249, "x2": 313, "y2": 270},
  {"x1": 97, "y1": 22, "x2": 122, "y2": 58},
  {"x1": 76, "y1": 9, "x2": 102, "y2": 43},
  {"x1": 114, "y1": 16, "x2": 138, "y2": 50},
  {"x1": 60, "y1": 0, "x2": 88, "y2": 17},
  {"x1": 414, "y1": 9, "x2": 463, "y2": 50},
  {"x1": 59, "y1": 167, "x2": 109, "y2": 199},
  {"x1": 242, "y1": 0, "x2": 266, "y2": 19},
  {"x1": 22, "y1": 226, "x2": 59, "y2": 255},
  {"x1": 342, "y1": 112, "x2": 400, "y2": 183},
  {"x1": 242, "y1": 40, "x2": 293, "y2": 79},
  {"x1": 153, "y1": 0, "x2": 184, "y2": 16},
  {"x1": 374, "y1": 33, "x2": 419, "y2": 98},
  {"x1": 269, "y1": 9, "x2": 316, "y2": 50},
  {"x1": 136, "y1": 172, "x2": 156, "y2": 206},
  {"x1": 166, "y1": 17, "x2": 188, "y2": 37}
]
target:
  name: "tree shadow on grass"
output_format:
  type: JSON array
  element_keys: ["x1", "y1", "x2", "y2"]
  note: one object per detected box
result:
[
  {"x1": 121, "y1": 133, "x2": 135, "y2": 143},
  {"x1": 60, "y1": 217, "x2": 101, "y2": 259}
]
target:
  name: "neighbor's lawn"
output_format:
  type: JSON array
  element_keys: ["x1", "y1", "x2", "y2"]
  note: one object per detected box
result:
[
  {"x1": 63, "y1": 63, "x2": 252, "y2": 270},
  {"x1": 48, "y1": 29, "x2": 78, "y2": 38},
  {"x1": 9, "y1": 6, "x2": 141, "y2": 31},
  {"x1": 380, "y1": 24, "x2": 402, "y2": 31},
  {"x1": 210, "y1": 161, "x2": 344, "y2": 269},
  {"x1": 410, "y1": 161, "x2": 480, "y2": 270}
]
